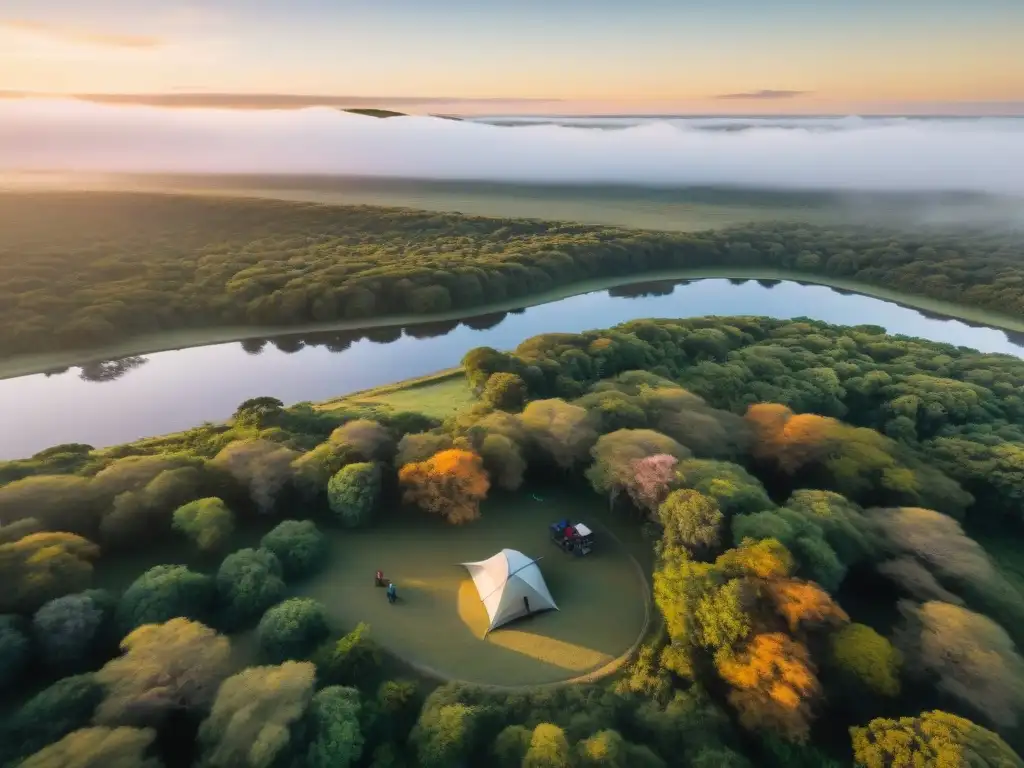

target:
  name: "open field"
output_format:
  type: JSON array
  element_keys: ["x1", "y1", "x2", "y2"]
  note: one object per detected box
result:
[
  {"x1": 92, "y1": 486, "x2": 651, "y2": 688},
  {"x1": 3, "y1": 265, "x2": 1024, "y2": 382},
  {"x1": 0, "y1": 173, "x2": 840, "y2": 232},
  {"x1": 293, "y1": 489, "x2": 650, "y2": 686},
  {"x1": 319, "y1": 368, "x2": 474, "y2": 420}
]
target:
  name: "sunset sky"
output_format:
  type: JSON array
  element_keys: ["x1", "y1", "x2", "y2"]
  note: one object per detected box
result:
[{"x1": 2, "y1": 0, "x2": 1023, "y2": 115}]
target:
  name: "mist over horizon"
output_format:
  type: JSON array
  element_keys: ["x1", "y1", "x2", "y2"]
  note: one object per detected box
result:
[{"x1": 2, "y1": 99, "x2": 1024, "y2": 197}]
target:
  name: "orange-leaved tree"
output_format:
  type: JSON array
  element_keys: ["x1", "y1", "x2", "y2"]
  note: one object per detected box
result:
[
  {"x1": 398, "y1": 449, "x2": 491, "y2": 524},
  {"x1": 716, "y1": 632, "x2": 823, "y2": 743},
  {"x1": 767, "y1": 579, "x2": 849, "y2": 634}
]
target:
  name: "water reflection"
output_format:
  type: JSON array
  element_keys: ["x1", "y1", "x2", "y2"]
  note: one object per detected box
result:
[
  {"x1": 608, "y1": 282, "x2": 676, "y2": 299},
  {"x1": 240, "y1": 338, "x2": 267, "y2": 355},
  {"x1": 4, "y1": 278, "x2": 1024, "y2": 459},
  {"x1": 78, "y1": 356, "x2": 148, "y2": 382}
]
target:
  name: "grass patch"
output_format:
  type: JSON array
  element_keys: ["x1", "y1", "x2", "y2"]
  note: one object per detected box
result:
[
  {"x1": 319, "y1": 368, "x2": 475, "y2": 420},
  {"x1": 293, "y1": 486, "x2": 649, "y2": 687},
  {"x1": 90, "y1": 484, "x2": 650, "y2": 688}
]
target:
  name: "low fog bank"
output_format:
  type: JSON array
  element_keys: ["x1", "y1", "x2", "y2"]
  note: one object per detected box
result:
[{"x1": 2, "y1": 99, "x2": 1024, "y2": 197}]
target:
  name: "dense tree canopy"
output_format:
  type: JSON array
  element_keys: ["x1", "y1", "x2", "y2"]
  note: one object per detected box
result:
[
  {"x1": 94, "y1": 618, "x2": 231, "y2": 728},
  {"x1": 850, "y1": 711, "x2": 1024, "y2": 768},
  {"x1": 0, "y1": 532, "x2": 100, "y2": 613},
  {"x1": 0, "y1": 673, "x2": 104, "y2": 766},
  {"x1": 19, "y1": 726, "x2": 162, "y2": 768},
  {"x1": 198, "y1": 661, "x2": 316, "y2": 768},
  {"x1": 6, "y1": 309, "x2": 1024, "y2": 766},
  {"x1": 3, "y1": 192, "x2": 1024, "y2": 360}
]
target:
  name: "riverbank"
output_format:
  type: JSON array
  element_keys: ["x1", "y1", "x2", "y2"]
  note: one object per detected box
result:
[{"x1": 3, "y1": 267, "x2": 1023, "y2": 381}]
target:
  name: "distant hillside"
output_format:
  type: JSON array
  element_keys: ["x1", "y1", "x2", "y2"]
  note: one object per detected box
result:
[
  {"x1": 342, "y1": 108, "x2": 463, "y2": 121},
  {"x1": 343, "y1": 108, "x2": 408, "y2": 119}
]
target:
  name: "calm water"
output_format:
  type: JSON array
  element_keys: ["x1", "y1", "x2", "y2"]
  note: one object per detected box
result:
[{"x1": 3, "y1": 278, "x2": 1023, "y2": 460}]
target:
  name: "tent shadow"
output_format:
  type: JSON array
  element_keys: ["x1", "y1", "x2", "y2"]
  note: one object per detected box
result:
[{"x1": 456, "y1": 578, "x2": 618, "y2": 675}]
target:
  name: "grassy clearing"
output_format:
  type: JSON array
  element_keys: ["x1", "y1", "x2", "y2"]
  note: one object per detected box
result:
[
  {"x1": 92, "y1": 485, "x2": 651, "y2": 687},
  {"x1": 319, "y1": 368, "x2": 475, "y2": 420},
  {"x1": 293, "y1": 487, "x2": 649, "y2": 686}
]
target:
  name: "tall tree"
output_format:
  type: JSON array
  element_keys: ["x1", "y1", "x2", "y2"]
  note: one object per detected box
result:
[
  {"x1": 198, "y1": 661, "x2": 316, "y2": 768},
  {"x1": 399, "y1": 449, "x2": 491, "y2": 525},
  {"x1": 94, "y1": 618, "x2": 231, "y2": 728}
]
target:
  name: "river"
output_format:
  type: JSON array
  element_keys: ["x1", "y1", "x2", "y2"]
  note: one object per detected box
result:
[{"x1": 3, "y1": 277, "x2": 1023, "y2": 460}]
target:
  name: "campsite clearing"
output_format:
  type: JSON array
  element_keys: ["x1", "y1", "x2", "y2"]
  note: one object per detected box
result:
[{"x1": 291, "y1": 486, "x2": 651, "y2": 687}]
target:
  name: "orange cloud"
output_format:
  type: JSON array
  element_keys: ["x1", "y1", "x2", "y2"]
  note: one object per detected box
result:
[{"x1": 1, "y1": 19, "x2": 163, "y2": 49}]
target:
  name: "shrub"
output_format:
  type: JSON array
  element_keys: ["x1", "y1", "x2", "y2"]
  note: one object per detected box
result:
[
  {"x1": 117, "y1": 565, "x2": 215, "y2": 633},
  {"x1": 172, "y1": 497, "x2": 234, "y2": 553},
  {"x1": 258, "y1": 598, "x2": 331, "y2": 663},
  {"x1": 327, "y1": 463, "x2": 382, "y2": 528},
  {"x1": 260, "y1": 520, "x2": 329, "y2": 580},
  {"x1": 215, "y1": 548, "x2": 287, "y2": 630}
]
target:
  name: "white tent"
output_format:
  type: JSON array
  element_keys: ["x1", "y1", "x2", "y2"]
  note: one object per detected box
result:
[{"x1": 461, "y1": 548, "x2": 558, "y2": 633}]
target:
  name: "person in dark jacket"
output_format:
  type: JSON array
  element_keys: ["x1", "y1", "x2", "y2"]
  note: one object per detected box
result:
[{"x1": 387, "y1": 582, "x2": 397, "y2": 604}]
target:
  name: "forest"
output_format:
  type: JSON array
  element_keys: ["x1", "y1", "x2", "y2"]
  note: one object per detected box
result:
[
  {"x1": 2, "y1": 316, "x2": 1024, "y2": 766},
  {"x1": 2, "y1": 191, "x2": 1024, "y2": 358}
]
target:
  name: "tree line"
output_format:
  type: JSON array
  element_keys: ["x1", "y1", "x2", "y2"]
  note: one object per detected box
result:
[
  {"x1": 2, "y1": 317, "x2": 1024, "y2": 765},
  {"x1": 2, "y1": 191, "x2": 1023, "y2": 358}
]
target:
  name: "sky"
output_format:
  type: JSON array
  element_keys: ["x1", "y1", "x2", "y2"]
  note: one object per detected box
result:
[{"x1": 1, "y1": 0, "x2": 1023, "y2": 115}]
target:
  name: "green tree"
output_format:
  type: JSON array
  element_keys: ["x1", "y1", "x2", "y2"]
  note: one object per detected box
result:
[
  {"x1": 260, "y1": 519, "x2": 328, "y2": 579},
  {"x1": 732, "y1": 507, "x2": 845, "y2": 592},
  {"x1": 305, "y1": 685, "x2": 364, "y2": 768},
  {"x1": 0, "y1": 673, "x2": 104, "y2": 766},
  {"x1": 493, "y1": 724, "x2": 532, "y2": 767},
  {"x1": 0, "y1": 614, "x2": 31, "y2": 692},
  {"x1": 215, "y1": 548, "x2": 287, "y2": 630},
  {"x1": 657, "y1": 489, "x2": 725, "y2": 557},
  {"x1": 19, "y1": 726, "x2": 162, "y2": 768},
  {"x1": 117, "y1": 564, "x2": 215, "y2": 633},
  {"x1": 411, "y1": 702, "x2": 480, "y2": 768},
  {"x1": 234, "y1": 396, "x2": 284, "y2": 428},
  {"x1": 258, "y1": 598, "x2": 331, "y2": 663},
  {"x1": 172, "y1": 498, "x2": 235, "y2": 553},
  {"x1": 32, "y1": 590, "x2": 115, "y2": 671},
  {"x1": 481, "y1": 373, "x2": 528, "y2": 412},
  {"x1": 95, "y1": 618, "x2": 230, "y2": 728},
  {"x1": 673, "y1": 459, "x2": 774, "y2": 517},
  {"x1": 198, "y1": 661, "x2": 316, "y2": 768},
  {"x1": 0, "y1": 532, "x2": 100, "y2": 613},
  {"x1": 313, "y1": 622, "x2": 383, "y2": 690},
  {"x1": 850, "y1": 710, "x2": 1023, "y2": 768},
  {"x1": 829, "y1": 623, "x2": 901, "y2": 697},
  {"x1": 524, "y1": 723, "x2": 573, "y2": 768},
  {"x1": 328, "y1": 462, "x2": 382, "y2": 528}
]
